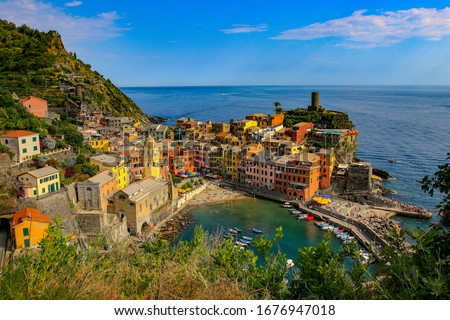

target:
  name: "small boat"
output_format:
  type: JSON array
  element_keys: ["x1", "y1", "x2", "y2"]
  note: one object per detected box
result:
[
  {"x1": 333, "y1": 228, "x2": 345, "y2": 233},
  {"x1": 229, "y1": 228, "x2": 238, "y2": 235},
  {"x1": 315, "y1": 221, "x2": 327, "y2": 227},
  {"x1": 242, "y1": 236, "x2": 253, "y2": 241},
  {"x1": 239, "y1": 238, "x2": 251, "y2": 244},
  {"x1": 235, "y1": 241, "x2": 248, "y2": 247},
  {"x1": 252, "y1": 228, "x2": 263, "y2": 234},
  {"x1": 297, "y1": 214, "x2": 308, "y2": 220},
  {"x1": 223, "y1": 234, "x2": 233, "y2": 239},
  {"x1": 305, "y1": 215, "x2": 315, "y2": 221},
  {"x1": 388, "y1": 159, "x2": 397, "y2": 163},
  {"x1": 292, "y1": 210, "x2": 302, "y2": 215},
  {"x1": 286, "y1": 259, "x2": 295, "y2": 268},
  {"x1": 233, "y1": 227, "x2": 242, "y2": 232},
  {"x1": 281, "y1": 204, "x2": 293, "y2": 208},
  {"x1": 321, "y1": 225, "x2": 334, "y2": 230}
]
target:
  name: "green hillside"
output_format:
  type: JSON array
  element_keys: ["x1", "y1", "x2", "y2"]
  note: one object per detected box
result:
[{"x1": 0, "y1": 19, "x2": 149, "y2": 121}]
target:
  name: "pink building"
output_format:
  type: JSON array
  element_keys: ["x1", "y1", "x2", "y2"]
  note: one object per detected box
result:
[
  {"x1": 20, "y1": 96, "x2": 48, "y2": 118},
  {"x1": 244, "y1": 150, "x2": 276, "y2": 190}
]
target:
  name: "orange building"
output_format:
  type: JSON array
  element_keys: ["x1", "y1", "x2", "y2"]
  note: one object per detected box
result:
[
  {"x1": 12, "y1": 208, "x2": 51, "y2": 249},
  {"x1": 20, "y1": 96, "x2": 48, "y2": 118},
  {"x1": 245, "y1": 113, "x2": 285, "y2": 128},
  {"x1": 77, "y1": 170, "x2": 117, "y2": 212},
  {"x1": 319, "y1": 149, "x2": 335, "y2": 189},
  {"x1": 286, "y1": 122, "x2": 314, "y2": 143},
  {"x1": 274, "y1": 152, "x2": 321, "y2": 200}
]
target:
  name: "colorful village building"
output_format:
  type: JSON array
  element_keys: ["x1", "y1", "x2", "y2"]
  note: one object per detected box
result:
[
  {"x1": 18, "y1": 166, "x2": 60, "y2": 198},
  {"x1": 89, "y1": 154, "x2": 129, "y2": 190},
  {"x1": 20, "y1": 96, "x2": 48, "y2": 118},
  {"x1": 76, "y1": 170, "x2": 117, "y2": 212},
  {"x1": 0, "y1": 130, "x2": 40, "y2": 162},
  {"x1": 12, "y1": 208, "x2": 51, "y2": 249},
  {"x1": 107, "y1": 177, "x2": 174, "y2": 235},
  {"x1": 274, "y1": 151, "x2": 321, "y2": 200}
]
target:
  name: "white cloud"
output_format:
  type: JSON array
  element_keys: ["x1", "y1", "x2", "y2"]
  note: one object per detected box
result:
[
  {"x1": 272, "y1": 7, "x2": 450, "y2": 47},
  {"x1": 64, "y1": 1, "x2": 82, "y2": 7},
  {"x1": 0, "y1": 0, "x2": 126, "y2": 45},
  {"x1": 220, "y1": 24, "x2": 268, "y2": 34}
]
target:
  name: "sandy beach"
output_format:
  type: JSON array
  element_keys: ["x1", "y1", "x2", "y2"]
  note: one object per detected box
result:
[{"x1": 186, "y1": 182, "x2": 252, "y2": 207}]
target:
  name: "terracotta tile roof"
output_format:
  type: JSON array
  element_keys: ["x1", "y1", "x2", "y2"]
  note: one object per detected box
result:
[
  {"x1": 1, "y1": 130, "x2": 38, "y2": 138},
  {"x1": 12, "y1": 208, "x2": 51, "y2": 227},
  {"x1": 216, "y1": 132, "x2": 230, "y2": 138}
]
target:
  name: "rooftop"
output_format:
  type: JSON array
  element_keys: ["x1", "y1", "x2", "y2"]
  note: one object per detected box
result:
[
  {"x1": 20, "y1": 166, "x2": 59, "y2": 178},
  {"x1": 86, "y1": 170, "x2": 116, "y2": 186},
  {"x1": 1, "y1": 130, "x2": 38, "y2": 138},
  {"x1": 120, "y1": 178, "x2": 167, "y2": 203},
  {"x1": 12, "y1": 208, "x2": 51, "y2": 227}
]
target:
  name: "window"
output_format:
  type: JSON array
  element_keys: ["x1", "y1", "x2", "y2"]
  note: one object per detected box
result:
[
  {"x1": 33, "y1": 190, "x2": 36, "y2": 195},
  {"x1": 22, "y1": 148, "x2": 27, "y2": 154},
  {"x1": 4, "y1": 140, "x2": 8, "y2": 145},
  {"x1": 32, "y1": 137, "x2": 37, "y2": 142},
  {"x1": 33, "y1": 146, "x2": 38, "y2": 151},
  {"x1": 23, "y1": 228, "x2": 29, "y2": 236},
  {"x1": 24, "y1": 239, "x2": 30, "y2": 248},
  {"x1": 21, "y1": 138, "x2": 26, "y2": 144},
  {"x1": 42, "y1": 188, "x2": 45, "y2": 193}
]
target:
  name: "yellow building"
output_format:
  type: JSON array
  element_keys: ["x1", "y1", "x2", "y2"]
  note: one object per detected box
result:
[
  {"x1": 88, "y1": 138, "x2": 110, "y2": 152},
  {"x1": 89, "y1": 154, "x2": 129, "y2": 190},
  {"x1": 224, "y1": 146, "x2": 240, "y2": 182},
  {"x1": 18, "y1": 166, "x2": 60, "y2": 198},
  {"x1": 12, "y1": 208, "x2": 51, "y2": 249},
  {"x1": 234, "y1": 120, "x2": 258, "y2": 138}
]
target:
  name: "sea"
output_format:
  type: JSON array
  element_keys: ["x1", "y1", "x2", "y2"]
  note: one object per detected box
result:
[{"x1": 122, "y1": 85, "x2": 450, "y2": 250}]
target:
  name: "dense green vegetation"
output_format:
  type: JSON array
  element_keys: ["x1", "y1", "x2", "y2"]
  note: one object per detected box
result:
[
  {"x1": 0, "y1": 222, "x2": 448, "y2": 299},
  {"x1": 0, "y1": 87, "x2": 84, "y2": 150},
  {"x1": 0, "y1": 19, "x2": 145, "y2": 120},
  {"x1": 275, "y1": 104, "x2": 354, "y2": 129},
  {"x1": 420, "y1": 152, "x2": 450, "y2": 227}
]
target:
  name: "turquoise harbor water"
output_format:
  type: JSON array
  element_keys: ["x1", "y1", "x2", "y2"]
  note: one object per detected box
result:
[
  {"x1": 177, "y1": 198, "x2": 342, "y2": 259},
  {"x1": 122, "y1": 85, "x2": 449, "y2": 242}
]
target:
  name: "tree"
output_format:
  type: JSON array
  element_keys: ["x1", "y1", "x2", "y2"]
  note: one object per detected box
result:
[
  {"x1": 420, "y1": 152, "x2": 450, "y2": 226},
  {"x1": 42, "y1": 137, "x2": 56, "y2": 150},
  {"x1": 274, "y1": 102, "x2": 282, "y2": 114}
]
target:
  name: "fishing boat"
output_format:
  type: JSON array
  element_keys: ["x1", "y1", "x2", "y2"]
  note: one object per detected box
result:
[
  {"x1": 235, "y1": 241, "x2": 248, "y2": 247},
  {"x1": 242, "y1": 236, "x2": 253, "y2": 241},
  {"x1": 252, "y1": 228, "x2": 263, "y2": 234},
  {"x1": 286, "y1": 259, "x2": 295, "y2": 268},
  {"x1": 297, "y1": 214, "x2": 308, "y2": 220},
  {"x1": 281, "y1": 202, "x2": 293, "y2": 208}
]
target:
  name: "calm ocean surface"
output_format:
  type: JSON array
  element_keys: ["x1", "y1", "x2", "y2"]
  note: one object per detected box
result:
[{"x1": 122, "y1": 85, "x2": 450, "y2": 234}]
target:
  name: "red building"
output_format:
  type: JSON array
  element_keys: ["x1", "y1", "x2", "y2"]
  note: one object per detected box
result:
[{"x1": 285, "y1": 122, "x2": 314, "y2": 143}]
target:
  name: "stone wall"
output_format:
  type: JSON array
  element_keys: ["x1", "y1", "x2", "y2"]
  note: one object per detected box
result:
[{"x1": 332, "y1": 162, "x2": 373, "y2": 195}]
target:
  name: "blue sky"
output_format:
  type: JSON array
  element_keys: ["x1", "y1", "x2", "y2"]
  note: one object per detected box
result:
[{"x1": 2, "y1": 0, "x2": 450, "y2": 86}]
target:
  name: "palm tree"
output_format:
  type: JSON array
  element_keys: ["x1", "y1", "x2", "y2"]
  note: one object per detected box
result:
[{"x1": 274, "y1": 102, "x2": 282, "y2": 114}]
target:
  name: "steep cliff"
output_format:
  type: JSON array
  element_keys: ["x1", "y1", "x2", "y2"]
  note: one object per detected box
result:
[{"x1": 0, "y1": 19, "x2": 159, "y2": 122}]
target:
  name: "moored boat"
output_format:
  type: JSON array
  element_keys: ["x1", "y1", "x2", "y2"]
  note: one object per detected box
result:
[
  {"x1": 252, "y1": 228, "x2": 263, "y2": 234},
  {"x1": 239, "y1": 238, "x2": 251, "y2": 244},
  {"x1": 242, "y1": 236, "x2": 253, "y2": 241},
  {"x1": 305, "y1": 215, "x2": 315, "y2": 221},
  {"x1": 233, "y1": 227, "x2": 242, "y2": 232}
]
